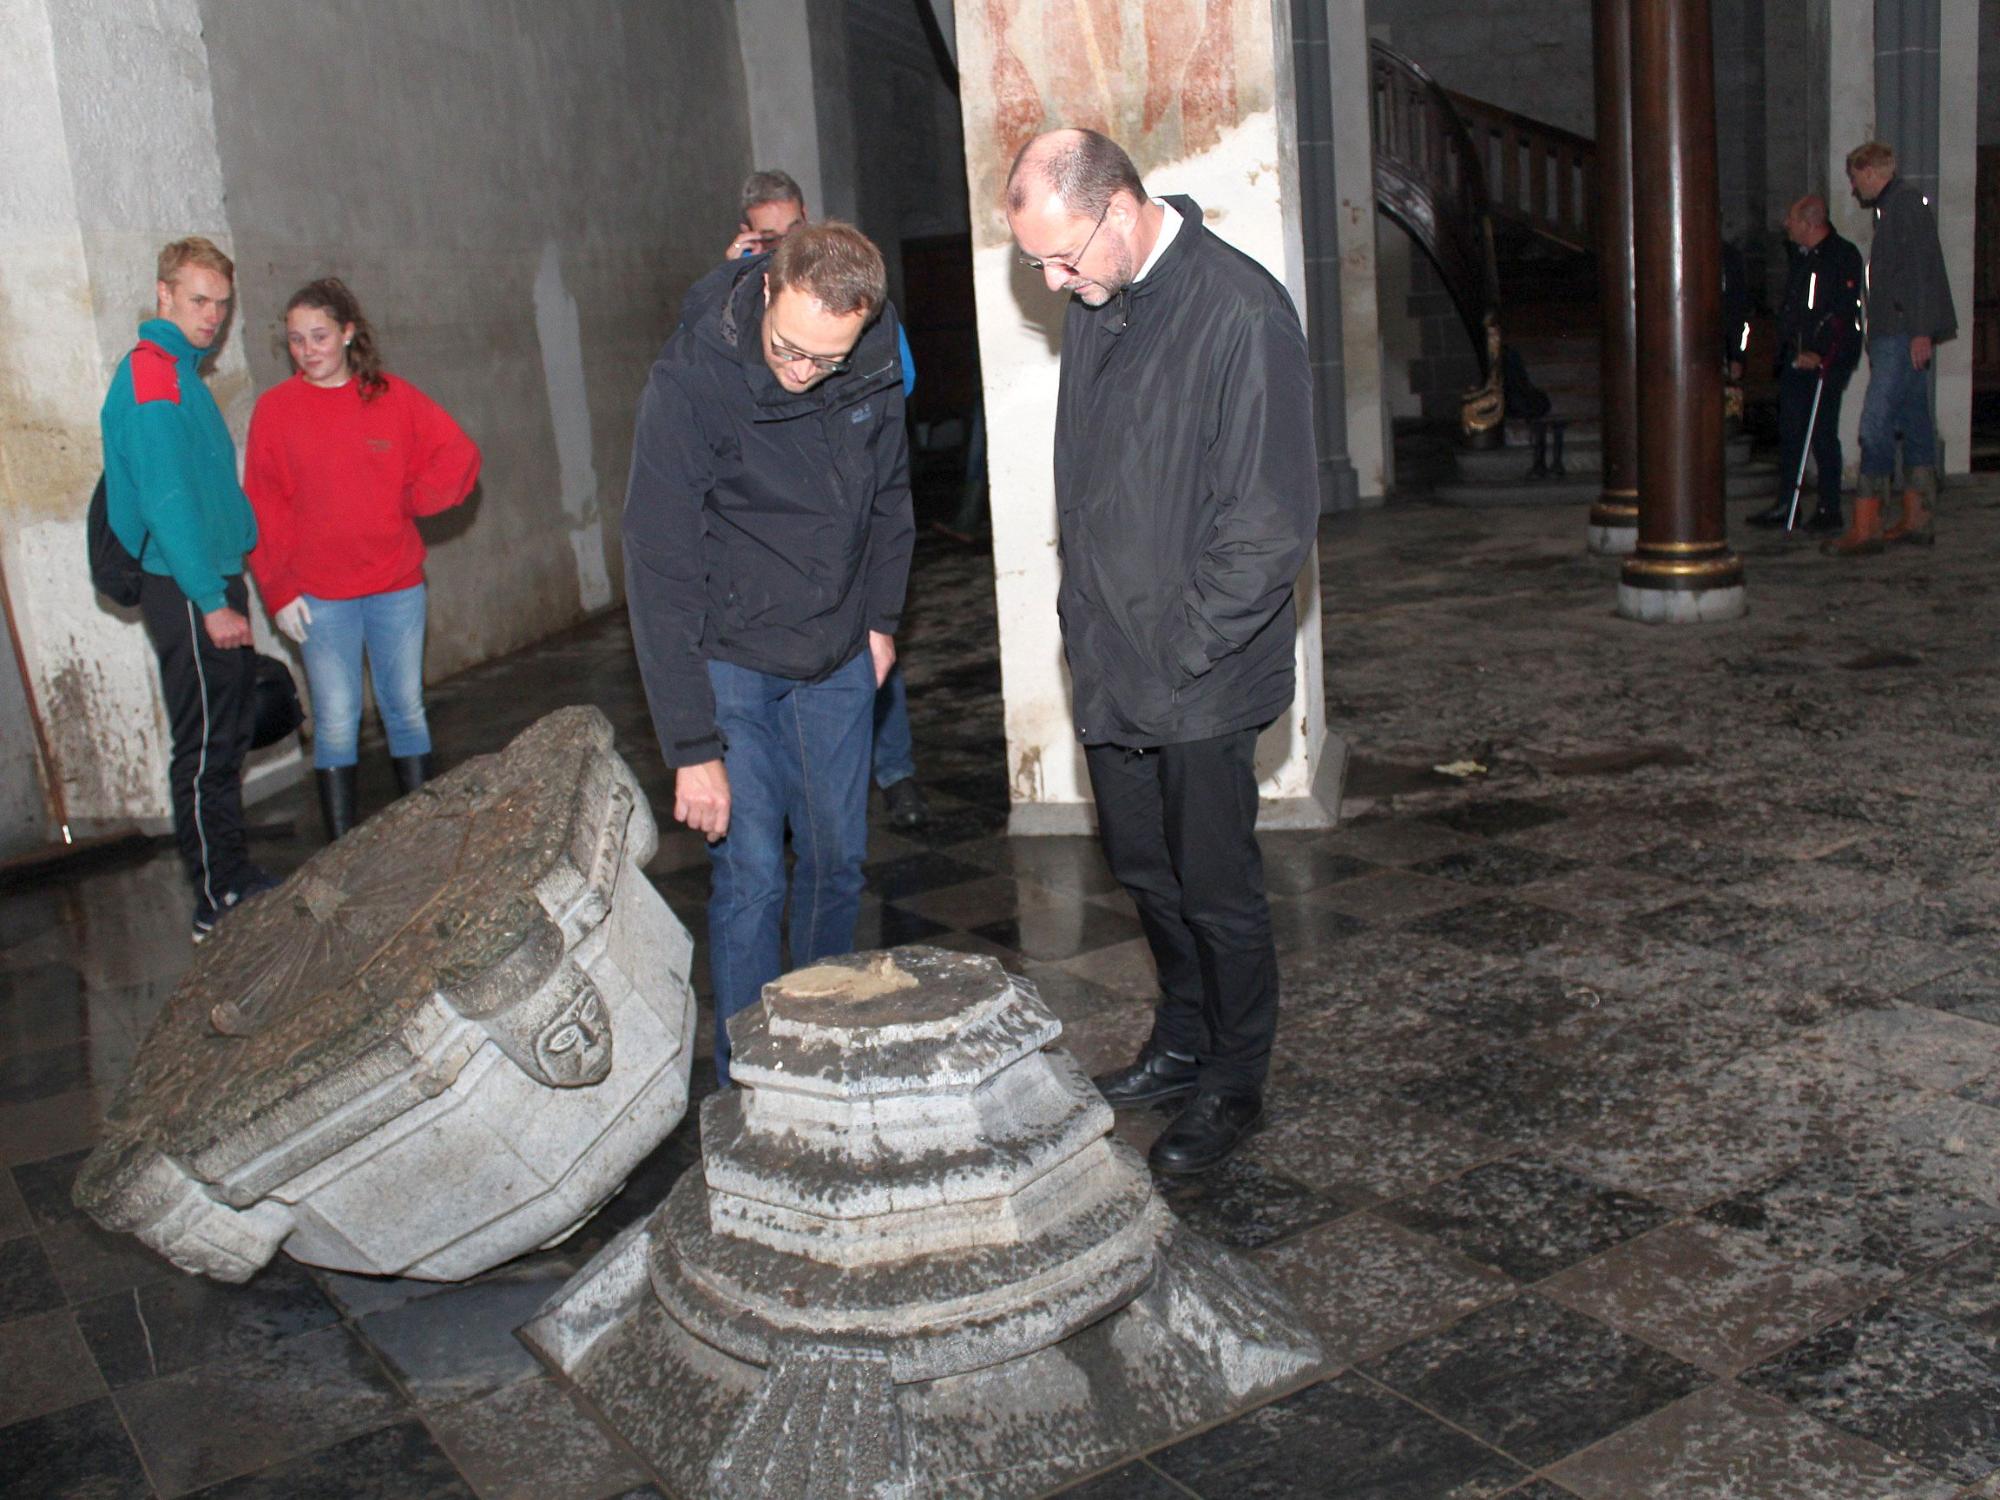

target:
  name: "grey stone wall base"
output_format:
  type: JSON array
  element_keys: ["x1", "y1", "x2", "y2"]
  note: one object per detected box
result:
[{"x1": 522, "y1": 1219, "x2": 1324, "y2": 1499}]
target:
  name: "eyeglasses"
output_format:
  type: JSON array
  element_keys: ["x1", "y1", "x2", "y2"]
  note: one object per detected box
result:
[
  {"x1": 1018, "y1": 205, "x2": 1109, "y2": 277},
  {"x1": 767, "y1": 329, "x2": 852, "y2": 374}
]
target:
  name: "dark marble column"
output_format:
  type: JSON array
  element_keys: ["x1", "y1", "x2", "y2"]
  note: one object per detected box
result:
[
  {"x1": 1616, "y1": 0, "x2": 1746, "y2": 623},
  {"x1": 1588, "y1": 0, "x2": 1639, "y2": 556}
]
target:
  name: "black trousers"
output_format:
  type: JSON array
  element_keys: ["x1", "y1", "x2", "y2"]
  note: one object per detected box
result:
[
  {"x1": 1085, "y1": 728, "x2": 1277, "y2": 1095},
  {"x1": 1777, "y1": 361, "x2": 1853, "y2": 518},
  {"x1": 139, "y1": 573, "x2": 257, "y2": 906}
]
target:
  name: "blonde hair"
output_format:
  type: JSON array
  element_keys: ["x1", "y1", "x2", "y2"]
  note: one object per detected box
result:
[
  {"x1": 157, "y1": 237, "x2": 235, "y2": 285},
  {"x1": 1846, "y1": 141, "x2": 1896, "y2": 175}
]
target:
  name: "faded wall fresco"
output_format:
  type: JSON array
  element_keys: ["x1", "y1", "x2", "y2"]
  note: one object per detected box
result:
[{"x1": 962, "y1": 0, "x2": 1276, "y2": 248}]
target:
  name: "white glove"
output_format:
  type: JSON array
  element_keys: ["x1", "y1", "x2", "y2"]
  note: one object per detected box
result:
[{"x1": 274, "y1": 597, "x2": 312, "y2": 644}]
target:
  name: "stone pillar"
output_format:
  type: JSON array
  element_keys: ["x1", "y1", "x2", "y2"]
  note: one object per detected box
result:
[
  {"x1": 1328, "y1": 0, "x2": 1392, "y2": 502},
  {"x1": 1617, "y1": 0, "x2": 1746, "y2": 624},
  {"x1": 1291, "y1": 0, "x2": 1361, "y2": 511},
  {"x1": 0, "y1": 0, "x2": 298, "y2": 832},
  {"x1": 1876, "y1": 0, "x2": 1976, "y2": 476},
  {"x1": 956, "y1": 0, "x2": 1343, "y2": 833},
  {"x1": 1821, "y1": 0, "x2": 1875, "y2": 486},
  {"x1": 1588, "y1": 0, "x2": 1641, "y2": 556}
]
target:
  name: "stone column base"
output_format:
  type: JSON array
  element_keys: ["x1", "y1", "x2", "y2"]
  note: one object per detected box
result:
[
  {"x1": 1006, "y1": 733, "x2": 1348, "y2": 835},
  {"x1": 1588, "y1": 523, "x2": 1638, "y2": 556},
  {"x1": 1616, "y1": 580, "x2": 1748, "y2": 624}
]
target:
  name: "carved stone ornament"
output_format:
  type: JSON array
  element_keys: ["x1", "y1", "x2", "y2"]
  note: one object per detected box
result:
[
  {"x1": 73, "y1": 707, "x2": 696, "y2": 1283},
  {"x1": 521, "y1": 947, "x2": 1325, "y2": 1499}
]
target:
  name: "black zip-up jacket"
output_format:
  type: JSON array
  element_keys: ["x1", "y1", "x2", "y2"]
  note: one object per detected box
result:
[
  {"x1": 1053, "y1": 195, "x2": 1318, "y2": 747},
  {"x1": 1775, "y1": 229, "x2": 1864, "y2": 373},
  {"x1": 1864, "y1": 175, "x2": 1957, "y2": 342},
  {"x1": 623, "y1": 256, "x2": 912, "y2": 767}
]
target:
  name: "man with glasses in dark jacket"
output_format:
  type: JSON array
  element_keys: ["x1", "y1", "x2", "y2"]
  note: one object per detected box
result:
[
  {"x1": 1005, "y1": 128, "x2": 1320, "y2": 1175},
  {"x1": 623, "y1": 222, "x2": 913, "y2": 1085}
]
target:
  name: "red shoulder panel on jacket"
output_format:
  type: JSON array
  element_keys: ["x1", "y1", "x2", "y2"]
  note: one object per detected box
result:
[{"x1": 130, "y1": 341, "x2": 180, "y2": 405}]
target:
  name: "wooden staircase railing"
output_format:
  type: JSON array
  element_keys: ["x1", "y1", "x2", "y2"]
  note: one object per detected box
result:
[
  {"x1": 1369, "y1": 41, "x2": 1501, "y2": 370},
  {"x1": 1446, "y1": 92, "x2": 1597, "y2": 254}
]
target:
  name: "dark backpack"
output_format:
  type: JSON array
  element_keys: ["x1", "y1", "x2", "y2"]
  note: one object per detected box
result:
[{"x1": 87, "y1": 473, "x2": 146, "y2": 607}]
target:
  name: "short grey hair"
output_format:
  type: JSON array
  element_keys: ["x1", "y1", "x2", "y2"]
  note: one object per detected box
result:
[
  {"x1": 741, "y1": 168, "x2": 806, "y2": 219},
  {"x1": 1005, "y1": 129, "x2": 1147, "y2": 219}
]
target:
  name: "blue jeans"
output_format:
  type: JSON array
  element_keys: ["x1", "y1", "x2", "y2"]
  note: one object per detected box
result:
[
  {"x1": 300, "y1": 584, "x2": 431, "y2": 769},
  {"x1": 872, "y1": 664, "x2": 916, "y2": 788},
  {"x1": 706, "y1": 649, "x2": 874, "y2": 1082},
  {"x1": 1857, "y1": 334, "x2": 1937, "y2": 477}
]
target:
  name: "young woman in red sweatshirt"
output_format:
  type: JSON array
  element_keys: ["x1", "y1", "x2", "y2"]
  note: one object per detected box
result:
[{"x1": 245, "y1": 278, "x2": 480, "y2": 839}]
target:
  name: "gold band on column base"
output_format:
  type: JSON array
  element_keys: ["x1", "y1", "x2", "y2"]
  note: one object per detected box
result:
[
  {"x1": 1589, "y1": 502, "x2": 1639, "y2": 527},
  {"x1": 1620, "y1": 552, "x2": 1744, "y2": 591}
]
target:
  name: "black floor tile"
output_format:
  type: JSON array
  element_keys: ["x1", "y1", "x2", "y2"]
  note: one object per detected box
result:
[
  {"x1": 1156, "y1": 1153, "x2": 1357, "y2": 1251},
  {"x1": 74, "y1": 1256, "x2": 342, "y2": 1389},
  {"x1": 0, "y1": 1042, "x2": 94, "y2": 1107},
  {"x1": 852, "y1": 904, "x2": 954, "y2": 948},
  {"x1": 1379, "y1": 1158, "x2": 1673, "y2": 1282},
  {"x1": 1053, "y1": 1461, "x2": 1186, "y2": 1498},
  {"x1": 0, "y1": 1308, "x2": 106, "y2": 1428},
  {"x1": 1613, "y1": 840, "x2": 1783, "y2": 890},
  {"x1": 0, "y1": 964, "x2": 90, "y2": 1060},
  {"x1": 1405, "y1": 898, "x2": 1590, "y2": 959},
  {"x1": 1362, "y1": 1294, "x2": 1709, "y2": 1469},
  {"x1": 1257, "y1": 835, "x2": 1382, "y2": 896},
  {"x1": 1149, "y1": 1372, "x2": 1529, "y2": 1498},
  {"x1": 1396, "y1": 1045, "x2": 1626, "y2": 1142},
  {"x1": 861, "y1": 849, "x2": 990, "y2": 902},
  {"x1": 0, "y1": 1395, "x2": 150, "y2": 1500},
  {"x1": 184, "y1": 1418, "x2": 475, "y2": 1498},
  {"x1": 1429, "y1": 801, "x2": 1571, "y2": 839},
  {"x1": 0, "y1": 1232, "x2": 64, "y2": 1321},
  {"x1": 953, "y1": 834, "x2": 1125, "y2": 897},
  {"x1": 1741, "y1": 1297, "x2": 2000, "y2": 1485},
  {"x1": 973, "y1": 901, "x2": 1144, "y2": 963},
  {"x1": 1266, "y1": 896, "x2": 1372, "y2": 954},
  {"x1": 1411, "y1": 845, "x2": 1584, "y2": 891},
  {"x1": 37, "y1": 1215, "x2": 182, "y2": 1305},
  {"x1": 114, "y1": 1323, "x2": 408, "y2": 1496},
  {"x1": 10, "y1": 1147, "x2": 87, "y2": 1230},
  {"x1": 353, "y1": 1270, "x2": 558, "y2": 1405}
]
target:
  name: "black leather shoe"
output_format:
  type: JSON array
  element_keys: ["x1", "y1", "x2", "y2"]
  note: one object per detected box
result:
[
  {"x1": 882, "y1": 776, "x2": 928, "y2": 830},
  {"x1": 1091, "y1": 1047, "x2": 1201, "y2": 1109},
  {"x1": 1744, "y1": 501, "x2": 1791, "y2": 528},
  {"x1": 315, "y1": 766, "x2": 358, "y2": 841},
  {"x1": 391, "y1": 753, "x2": 435, "y2": 796},
  {"x1": 1149, "y1": 1089, "x2": 1263, "y2": 1176},
  {"x1": 1804, "y1": 507, "x2": 1843, "y2": 534}
]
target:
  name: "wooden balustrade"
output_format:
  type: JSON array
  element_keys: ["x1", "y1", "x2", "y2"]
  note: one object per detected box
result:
[{"x1": 1446, "y1": 91, "x2": 1598, "y2": 253}]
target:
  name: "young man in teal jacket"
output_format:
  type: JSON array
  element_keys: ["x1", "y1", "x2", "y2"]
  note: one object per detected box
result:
[{"x1": 100, "y1": 237, "x2": 270, "y2": 940}]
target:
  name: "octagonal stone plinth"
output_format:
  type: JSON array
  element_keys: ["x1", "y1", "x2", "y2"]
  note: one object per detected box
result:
[
  {"x1": 74, "y1": 706, "x2": 696, "y2": 1283},
  {"x1": 522, "y1": 946, "x2": 1324, "y2": 1499}
]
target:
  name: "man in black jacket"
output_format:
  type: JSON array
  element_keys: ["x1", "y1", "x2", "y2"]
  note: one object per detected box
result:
[
  {"x1": 1005, "y1": 129, "x2": 1319, "y2": 1175},
  {"x1": 623, "y1": 223, "x2": 913, "y2": 1084},
  {"x1": 1835, "y1": 141, "x2": 1958, "y2": 552},
  {"x1": 1747, "y1": 195, "x2": 1864, "y2": 533}
]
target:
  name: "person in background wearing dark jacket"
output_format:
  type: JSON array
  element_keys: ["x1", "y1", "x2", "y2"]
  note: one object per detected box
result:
[
  {"x1": 1005, "y1": 130, "x2": 1319, "y2": 1175},
  {"x1": 727, "y1": 169, "x2": 929, "y2": 832},
  {"x1": 625, "y1": 223, "x2": 913, "y2": 1084},
  {"x1": 245, "y1": 278, "x2": 481, "y2": 840},
  {"x1": 1834, "y1": 141, "x2": 1958, "y2": 554},
  {"x1": 99, "y1": 237, "x2": 274, "y2": 943},
  {"x1": 1747, "y1": 195, "x2": 1864, "y2": 534}
]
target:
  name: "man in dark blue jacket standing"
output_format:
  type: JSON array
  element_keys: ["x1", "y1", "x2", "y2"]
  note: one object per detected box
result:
[
  {"x1": 623, "y1": 223, "x2": 913, "y2": 1083},
  {"x1": 1746, "y1": 195, "x2": 1864, "y2": 534},
  {"x1": 1006, "y1": 129, "x2": 1320, "y2": 1175}
]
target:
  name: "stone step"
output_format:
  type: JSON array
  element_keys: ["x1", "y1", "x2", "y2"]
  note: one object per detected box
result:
[
  {"x1": 1458, "y1": 435, "x2": 1754, "y2": 482},
  {"x1": 1433, "y1": 462, "x2": 1779, "y2": 507}
]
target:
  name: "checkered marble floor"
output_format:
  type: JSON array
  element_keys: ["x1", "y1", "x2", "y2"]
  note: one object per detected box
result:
[{"x1": 5, "y1": 481, "x2": 1999, "y2": 1498}]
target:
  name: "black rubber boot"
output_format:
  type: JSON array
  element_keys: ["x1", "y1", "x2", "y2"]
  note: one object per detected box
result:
[
  {"x1": 391, "y1": 753, "x2": 435, "y2": 797},
  {"x1": 315, "y1": 766, "x2": 359, "y2": 842}
]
